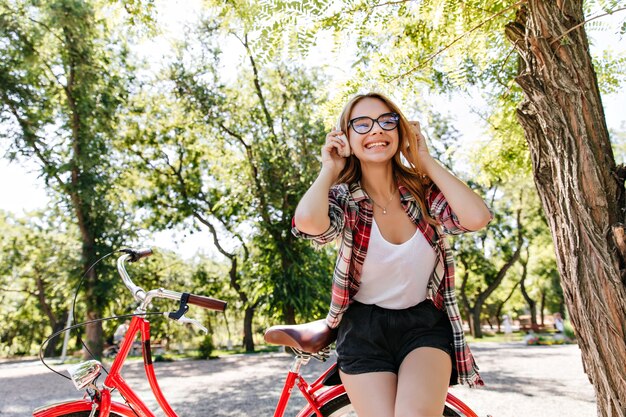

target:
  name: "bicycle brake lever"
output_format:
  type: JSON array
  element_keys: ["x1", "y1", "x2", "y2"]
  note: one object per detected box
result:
[{"x1": 165, "y1": 312, "x2": 208, "y2": 334}]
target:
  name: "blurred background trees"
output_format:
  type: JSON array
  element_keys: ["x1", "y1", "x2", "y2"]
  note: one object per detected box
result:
[{"x1": 1, "y1": 3, "x2": 625, "y2": 410}]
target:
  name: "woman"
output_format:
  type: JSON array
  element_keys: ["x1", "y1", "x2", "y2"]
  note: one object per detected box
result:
[{"x1": 293, "y1": 92, "x2": 491, "y2": 417}]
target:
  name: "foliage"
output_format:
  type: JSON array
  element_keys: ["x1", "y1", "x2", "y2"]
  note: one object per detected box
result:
[
  {"x1": 118, "y1": 8, "x2": 336, "y2": 330},
  {"x1": 563, "y1": 320, "x2": 576, "y2": 340},
  {"x1": 0, "y1": 0, "x2": 141, "y2": 358},
  {"x1": 0, "y1": 210, "x2": 81, "y2": 356},
  {"x1": 610, "y1": 121, "x2": 626, "y2": 165},
  {"x1": 0, "y1": 210, "x2": 229, "y2": 357},
  {"x1": 2, "y1": 0, "x2": 623, "y2": 362},
  {"x1": 197, "y1": 333, "x2": 215, "y2": 359},
  {"x1": 249, "y1": 0, "x2": 625, "y2": 185}
]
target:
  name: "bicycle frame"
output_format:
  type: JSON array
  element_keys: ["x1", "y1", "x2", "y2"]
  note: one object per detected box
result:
[
  {"x1": 33, "y1": 316, "x2": 344, "y2": 417},
  {"x1": 34, "y1": 315, "x2": 175, "y2": 417},
  {"x1": 274, "y1": 355, "x2": 343, "y2": 417},
  {"x1": 33, "y1": 318, "x2": 480, "y2": 417}
]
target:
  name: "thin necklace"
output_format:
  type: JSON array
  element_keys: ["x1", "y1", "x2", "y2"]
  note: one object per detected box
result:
[{"x1": 368, "y1": 188, "x2": 397, "y2": 215}]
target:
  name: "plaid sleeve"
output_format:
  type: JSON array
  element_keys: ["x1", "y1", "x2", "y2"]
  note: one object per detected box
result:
[
  {"x1": 427, "y1": 184, "x2": 492, "y2": 235},
  {"x1": 292, "y1": 186, "x2": 346, "y2": 246}
]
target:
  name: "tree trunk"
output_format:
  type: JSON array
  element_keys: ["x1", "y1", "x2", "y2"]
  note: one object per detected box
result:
[
  {"x1": 84, "y1": 308, "x2": 103, "y2": 358},
  {"x1": 471, "y1": 305, "x2": 483, "y2": 338},
  {"x1": 461, "y1": 209, "x2": 524, "y2": 338},
  {"x1": 44, "y1": 317, "x2": 68, "y2": 358},
  {"x1": 35, "y1": 275, "x2": 66, "y2": 356},
  {"x1": 495, "y1": 280, "x2": 521, "y2": 333},
  {"x1": 225, "y1": 257, "x2": 256, "y2": 352},
  {"x1": 519, "y1": 253, "x2": 538, "y2": 331},
  {"x1": 505, "y1": 2, "x2": 626, "y2": 415},
  {"x1": 459, "y1": 269, "x2": 474, "y2": 335},
  {"x1": 283, "y1": 305, "x2": 296, "y2": 325},
  {"x1": 243, "y1": 305, "x2": 255, "y2": 352},
  {"x1": 64, "y1": 20, "x2": 104, "y2": 359},
  {"x1": 539, "y1": 289, "x2": 546, "y2": 327}
]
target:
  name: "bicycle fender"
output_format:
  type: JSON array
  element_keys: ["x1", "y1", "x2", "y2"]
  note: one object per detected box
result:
[
  {"x1": 33, "y1": 399, "x2": 138, "y2": 417},
  {"x1": 295, "y1": 385, "x2": 347, "y2": 417}
]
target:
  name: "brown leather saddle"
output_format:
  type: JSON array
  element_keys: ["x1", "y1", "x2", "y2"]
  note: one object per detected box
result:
[
  {"x1": 264, "y1": 319, "x2": 338, "y2": 353},
  {"x1": 264, "y1": 319, "x2": 342, "y2": 386}
]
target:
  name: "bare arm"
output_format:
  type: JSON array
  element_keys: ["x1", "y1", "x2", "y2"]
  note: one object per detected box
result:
[
  {"x1": 294, "y1": 129, "x2": 349, "y2": 235},
  {"x1": 294, "y1": 168, "x2": 337, "y2": 235}
]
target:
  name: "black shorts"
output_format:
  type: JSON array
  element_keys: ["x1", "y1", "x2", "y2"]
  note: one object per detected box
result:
[{"x1": 336, "y1": 299, "x2": 458, "y2": 386}]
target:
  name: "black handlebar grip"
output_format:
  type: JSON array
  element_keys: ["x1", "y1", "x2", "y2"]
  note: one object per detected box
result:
[
  {"x1": 187, "y1": 294, "x2": 227, "y2": 312},
  {"x1": 122, "y1": 247, "x2": 154, "y2": 262}
]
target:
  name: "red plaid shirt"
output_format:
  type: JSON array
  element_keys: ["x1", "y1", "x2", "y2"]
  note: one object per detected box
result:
[{"x1": 292, "y1": 181, "x2": 486, "y2": 387}]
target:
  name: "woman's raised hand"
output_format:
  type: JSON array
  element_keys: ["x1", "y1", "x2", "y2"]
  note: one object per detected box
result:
[
  {"x1": 321, "y1": 129, "x2": 350, "y2": 177},
  {"x1": 408, "y1": 121, "x2": 432, "y2": 164}
]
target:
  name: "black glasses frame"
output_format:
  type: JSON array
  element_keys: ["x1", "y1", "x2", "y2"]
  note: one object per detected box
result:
[{"x1": 348, "y1": 112, "x2": 400, "y2": 134}]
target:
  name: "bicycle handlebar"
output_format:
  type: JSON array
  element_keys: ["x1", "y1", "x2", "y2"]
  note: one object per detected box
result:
[
  {"x1": 117, "y1": 248, "x2": 227, "y2": 313},
  {"x1": 188, "y1": 294, "x2": 227, "y2": 311},
  {"x1": 120, "y1": 247, "x2": 153, "y2": 262}
]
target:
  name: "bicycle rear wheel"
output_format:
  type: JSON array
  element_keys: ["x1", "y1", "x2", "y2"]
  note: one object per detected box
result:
[{"x1": 311, "y1": 393, "x2": 464, "y2": 417}]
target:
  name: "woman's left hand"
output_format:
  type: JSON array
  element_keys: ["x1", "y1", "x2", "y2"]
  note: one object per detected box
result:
[{"x1": 408, "y1": 121, "x2": 433, "y2": 164}]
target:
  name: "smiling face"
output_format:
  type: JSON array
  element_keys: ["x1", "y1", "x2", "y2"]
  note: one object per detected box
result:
[{"x1": 348, "y1": 97, "x2": 400, "y2": 165}]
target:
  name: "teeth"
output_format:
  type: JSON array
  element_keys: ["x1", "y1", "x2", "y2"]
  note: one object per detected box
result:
[{"x1": 366, "y1": 142, "x2": 387, "y2": 149}]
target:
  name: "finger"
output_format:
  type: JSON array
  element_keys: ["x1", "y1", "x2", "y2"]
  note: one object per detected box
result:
[
  {"x1": 327, "y1": 130, "x2": 346, "y2": 139},
  {"x1": 325, "y1": 134, "x2": 347, "y2": 147},
  {"x1": 325, "y1": 136, "x2": 340, "y2": 146},
  {"x1": 323, "y1": 137, "x2": 345, "y2": 152},
  {"x1": 325, "y1": 140, "x2": 346, "y2": 154}
]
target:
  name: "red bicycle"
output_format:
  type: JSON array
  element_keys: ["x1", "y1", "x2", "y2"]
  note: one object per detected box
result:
[{"x1": 33, "y1": 248, "x2": 480, "y2": 417}]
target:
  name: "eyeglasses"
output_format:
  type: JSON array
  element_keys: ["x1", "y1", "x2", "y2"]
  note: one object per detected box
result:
[{"x1": 348, "y1": 112, "x2": 400, "y2": 134}]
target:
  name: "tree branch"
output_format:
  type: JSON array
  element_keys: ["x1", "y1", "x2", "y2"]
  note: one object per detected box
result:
[
  {"x1": 156, "y1": 142, "x2": 251, "y2": 261},
  {"x1": 549, "y1": 6, "x2": 626, "y2": 46},
  {"x1": 216, "y1": 121, "x2": 273, "y2": 228},
  {"x1": 389, "y1": 0, "x2": 528, "y2": 82},
  {"x1": 237, "y1": 33, "x2": 277, "y2": 142},
  {"x1": 371, "y1": 0, "x2": 414, "y2": 9},
  {"x1": 2, "y1": 95, "x2": 68, "y2": 191},
  {"x1": 0, "y1": 286, "x2": 36, "y2": 297},
  {"x1": 192, "y1": 211, "x2": 236, "y2": 260}
]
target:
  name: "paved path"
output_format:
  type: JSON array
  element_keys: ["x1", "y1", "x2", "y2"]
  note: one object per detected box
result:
[{"x1": 0, "y1": 342, "x2": 596, "y2": 416}]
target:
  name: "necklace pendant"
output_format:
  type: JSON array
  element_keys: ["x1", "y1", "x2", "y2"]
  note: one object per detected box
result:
[{"x1": 382, "y1": 208, "x2": 387, "y2": 214}]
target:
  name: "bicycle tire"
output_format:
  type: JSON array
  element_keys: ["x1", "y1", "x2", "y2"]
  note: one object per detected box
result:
[
  {"x1": 311, "y1": 393, "x2": 464, "y2": 417},
  {"x1": 48, "y1": 412, "x2": 123, "y2": 417}
]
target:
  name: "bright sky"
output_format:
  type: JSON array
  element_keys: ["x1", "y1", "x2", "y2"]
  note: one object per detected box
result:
[{"x1": 1, "y1": 1, "x2": 624, "y2": 256}]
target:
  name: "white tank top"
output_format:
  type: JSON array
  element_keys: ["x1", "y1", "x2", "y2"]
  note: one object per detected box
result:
[{"x1": 354, "y1": 219, "x2": 437, "y2": 309}]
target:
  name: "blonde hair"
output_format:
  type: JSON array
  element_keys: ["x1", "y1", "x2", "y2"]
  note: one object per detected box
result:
[{"x1": 336, "y1": 92, "x2": 437, "y2": 225}]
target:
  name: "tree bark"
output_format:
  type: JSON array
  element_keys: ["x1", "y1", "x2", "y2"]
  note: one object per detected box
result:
[
  {"x1": 495, "y1": 280, "x2": 520, "y2": 333},
  {"x1": 459, "y1": 269, "x2": 474, "y2": 335},
  {"x1": 242, "y1": 305, "x2": 255, "y2": 352},
  {"x1": 66, "y1": 56, "x2": 102, "y2": 360},
  {"x1": 35, "y1": 276, "x2": 68, "y2": 357},
  {"x1": 505, "y1": 2, "x2": 626, "y2": 415},
  {"x1": 519, "y1": 251, "x2": 538, "y2": 330},
  {"x1": 539, "y1": 288, "x2": 546, "y2": 327}
]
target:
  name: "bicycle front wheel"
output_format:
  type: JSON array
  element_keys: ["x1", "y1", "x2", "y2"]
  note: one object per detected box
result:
[
  {"x1": 48, "y1": 413, "x2": 123, "y2": 417},
  {"x1": 310, "y1": 393, "x2": 464, "y2": 417}
]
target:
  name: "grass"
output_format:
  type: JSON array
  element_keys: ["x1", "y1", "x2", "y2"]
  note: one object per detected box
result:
[
  {"x1": 465, "y1": 331, "x2": 526, "y2": 343},
  {"x1": 177, "y1": 344, "x2": 283, "y2": 359},
  {"x1": 210, "y1": 344, "x2": 282, "y2": 357},
  {"x1": 465, "y1": 329, "x2": 576, "y2": 345}
]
